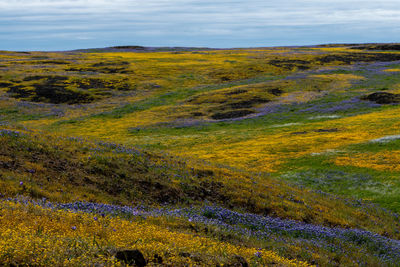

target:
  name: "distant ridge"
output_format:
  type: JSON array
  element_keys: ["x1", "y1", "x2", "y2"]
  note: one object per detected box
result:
[
  {"x1": 72, "y1": 45, "x2": 218, "y2": 53},
  {"x1": 68, "y1": 43, "x2": 400, "y2": 53}
]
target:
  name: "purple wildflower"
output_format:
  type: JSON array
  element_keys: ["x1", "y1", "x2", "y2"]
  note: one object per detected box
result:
[{"x1": 254, "y1": 251, "x2": 262, "y2": 258}]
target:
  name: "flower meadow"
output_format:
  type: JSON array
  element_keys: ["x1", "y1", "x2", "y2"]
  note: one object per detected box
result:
[
  {"x1": 1, "y1": 199, "x2": 309, "y2": 266},
  {"x1": 1, "y1": 44, "x2": 400, "y2": 265},
  {"x1": 1, "y1": 197, "x2": 400, "y2": 266}
]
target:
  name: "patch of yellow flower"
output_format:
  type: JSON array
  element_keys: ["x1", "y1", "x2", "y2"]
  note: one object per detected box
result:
[
  {"x1": 171, "y1": 106, "x2": 400, "y2": 173},
  {"x1": 309, "y1": 74, "x2": 365, "y2": 81},
  {"x1": 334, "y1": 151, "x2": 400, "y2": 172},
  {"x1": 0, "y1": 201, "x2": 311, "y2": 266},
  {"x1": 383, "y1": 68, "x2": 400, "y2": 72},
  {"x1": 308, "y1": 74, "x2": 365, "y2": 93},
  {"x1": 50, "y1": 104, "x2": 400, "y2": 174}
]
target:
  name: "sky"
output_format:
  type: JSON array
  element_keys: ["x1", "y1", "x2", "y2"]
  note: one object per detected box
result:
[{"x1": 1, "y1": 0, "x2": 400, "y2": 51}]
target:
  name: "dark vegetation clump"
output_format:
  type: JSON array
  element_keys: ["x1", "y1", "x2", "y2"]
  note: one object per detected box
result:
[
  {"x1": 211, "y1": 109, "x2": 254, "y2": 120},
  {"x1": 16, "y1": 60, "x2": 71, "y2": 65},
  {"x1": 69, "y1": 77, "x2": 131, "y2": 91},
  {"x1": 317, "y1": 52, "x2": 400, "y2": 64},
  {"x1": 36, "y1": 60, "x2": 70, "y2": 65},
  {"x1": 66, "y1": 66, "x2": 132, "y2": 74},
  {"x1": 0, "y1": 81, "x2": 13, "y2": 88},
  {"x1": 268, "y1": 59, "x2": 311, "y2": 70},
  {"x1": 22, "y1": 75, "x2": 52, "y2": 81},
  {"x1": 112, "y1": 46, "x2": 147, "y2": 50},
  {"x1": 208, "y1": 95, "x2": 271, "y2": 119},
  {"x1": 268, "y1": 88, "x2": 283, "y2": 96},
  {"x1": 7, "y1": 76, "x2": 95, "y2": 104},
  {"x1": 361, "y1": 92, "x2": 400, "y2": 104},
  {"x1": 5, "y1": 75, "x2": 133, "y2": 104},
  {"x1": 115, "y1": 250, "x2": 147, "y2": 266},
  {"x1": 225, "y1": 255, "x2": 249, "y2": 267},
  {"x1": 315, "y1": 128, "x2": 339, "y2": 133},
  {"x1": 228, "y1": 98, "x2": 270, "y2": 109},
  {"x1": 91, "y1": 61, "x2": 130, "y2": 67},
  {"x1": 187, "y1": 84, "x2": 281, "y2": 120},
  {"x1": 351, "y1": 44, "x2": 400, "y2": 51},
  {"x1": 191, "y1": 112, "x2": 204, "y2": 117},
  {"x1": 225, "y1": 89, "x2": 248, "y2": 95},
  {"x1": 66, "y1": 61, "x2": 133, "y2": 74}
]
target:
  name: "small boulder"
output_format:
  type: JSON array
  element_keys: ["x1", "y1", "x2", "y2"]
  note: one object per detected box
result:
[{"x1": 115, "y1": 249, "x2": 146, "y2": 267}]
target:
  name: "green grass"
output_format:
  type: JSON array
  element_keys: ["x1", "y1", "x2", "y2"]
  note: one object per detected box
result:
[{"x1": 279, "y1": 148, "x2": 400, "y2": 212}]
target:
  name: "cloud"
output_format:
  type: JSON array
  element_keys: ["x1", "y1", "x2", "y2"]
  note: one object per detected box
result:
[{"x1": 1, "y1": 0, "x2": 400, "y2": 50}]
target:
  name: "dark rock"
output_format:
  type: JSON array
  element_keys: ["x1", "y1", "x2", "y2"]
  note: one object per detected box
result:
[
  {"x1": 115, "y1": 249, "x2": 146, "y2": 266},
  {"x1": 362, "y1": 92, "x2": 400, "y2": 104},
  {"x1": 226, "y1": 255, "x2": 249, "y2": 267},
  {"x1": 153, "y1": 254, "x2": 163, "y2": 264}
]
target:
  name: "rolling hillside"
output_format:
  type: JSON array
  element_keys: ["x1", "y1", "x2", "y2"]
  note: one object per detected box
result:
[{"x1": 1, "y1": 44, "x2": 400, "y2": 266}]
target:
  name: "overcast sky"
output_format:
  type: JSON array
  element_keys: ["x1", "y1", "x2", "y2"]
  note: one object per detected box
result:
[{"x1": 1, "y1": 0, "x2": 400, "y2": 51}]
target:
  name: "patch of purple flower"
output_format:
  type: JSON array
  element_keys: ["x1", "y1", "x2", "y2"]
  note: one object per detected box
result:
[
  {"x1": 0, "y1": 129, "x2": 24, "y2": 138},
  {"x1": 4, "y1": 197, "x2": 400, "y2": 264},
  {"x1": 254, "y1": 251, "x2": 262, "y2": 258},
  {"x1": 298, "y1": 97, "x2": 381, "y2": 114}
]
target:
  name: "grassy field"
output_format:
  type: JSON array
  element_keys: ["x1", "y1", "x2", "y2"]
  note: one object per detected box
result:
[{"x1": 1, "y1": 44, "x2": 400, "y2": 266}]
